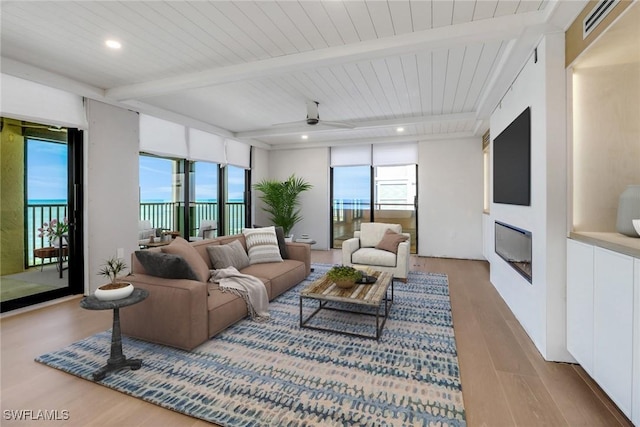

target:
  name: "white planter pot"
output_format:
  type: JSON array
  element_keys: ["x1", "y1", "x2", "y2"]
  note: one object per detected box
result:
[{"x1": 94, "y1": 283, "x2": 134, "y2": 301}]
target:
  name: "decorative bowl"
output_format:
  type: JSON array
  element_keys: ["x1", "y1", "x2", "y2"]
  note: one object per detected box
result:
[
  {"x1": 94, "y1": 283, "x2": 134, "y2": 301},
  {"x1": 334, "y1": 278, "x2": 357, "y2": 289},
  {"x1": 632, "y1": 219, "x2": 640, "y2": 237}
]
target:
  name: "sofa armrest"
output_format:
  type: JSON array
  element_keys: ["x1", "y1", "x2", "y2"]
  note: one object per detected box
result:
[
  {"x1": 395, "y1": 237, "x2": 411, "y2": 278},
  {"x1": 342, "y1": 237, "x2": 360, "y2": 266},
  {"x1": 285, "y1": 242, "x2": 311, "y2": 276},
  {"x1": 119, "y1": 273, "x2": 209, "y2": 351}
]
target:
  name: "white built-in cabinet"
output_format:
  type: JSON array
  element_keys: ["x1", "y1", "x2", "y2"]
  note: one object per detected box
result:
[
  {"x1": 567, "y1": 238, "x2": 639, "y2": 424},
  {"x1": 567, "y1": 239, "x2": 595, "y2": 374}
]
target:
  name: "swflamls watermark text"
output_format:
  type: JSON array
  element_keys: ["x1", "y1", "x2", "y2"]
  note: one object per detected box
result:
[{"x1": 3, "y1": 409, "x2": 70, "y2": 421}]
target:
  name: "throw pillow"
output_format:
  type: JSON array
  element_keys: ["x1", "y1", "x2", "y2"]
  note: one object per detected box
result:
[
  {"x1": 207, "y1": 239, "x2": 250, "y2": 270},
  {"x1": 253, "y1": 224, "x2": 289, "y2": 259},
  {"x1": 375, "y1": 228, "x2": 409, "y2": 254},
  {"x1": 134, "y1": 251, "x2": 199, "y2": 281},
  {"x1": 161, "y1": 236, "x2": 211, "y2": 282},
  {"x1": 242, "y1": 226, "x2": 283, "y2": 265}
]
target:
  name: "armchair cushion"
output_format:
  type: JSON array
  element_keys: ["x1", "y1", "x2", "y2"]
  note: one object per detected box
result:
[
  {"x1": 359, "y1": 222, "x2": 402, "y2": 247},
  {"x1": 162, "y1": 237, "x2": 211, "y2": 282},
  {"x1": 134, "y1": 251, "x2": 199, "y2": 281},
  {"x1": 351, "y1": 247, "x2": 398, "y2": 267},
  {"x1": 375, "y1": 229, "x2": 409, "y2": 254}
]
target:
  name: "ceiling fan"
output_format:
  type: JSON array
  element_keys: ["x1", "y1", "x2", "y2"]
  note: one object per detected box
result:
[{"x1": 273, "y1": 101, "x2": 354, "y2": 129}]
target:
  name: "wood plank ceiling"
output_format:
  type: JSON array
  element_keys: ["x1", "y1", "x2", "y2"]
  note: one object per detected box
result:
[{"x1": 0, "y1": 1, "x2": 586, "y2": 149}]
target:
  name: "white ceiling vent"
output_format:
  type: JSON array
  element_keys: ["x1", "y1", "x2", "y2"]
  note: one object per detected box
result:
[{"x1": 583, "y1": 0, "x2": 620, "y2": 39}]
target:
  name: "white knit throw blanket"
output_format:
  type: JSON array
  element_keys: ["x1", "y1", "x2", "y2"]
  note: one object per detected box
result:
[{"x1": 210, "y1": 267, "x2": 270, "y2": 322}]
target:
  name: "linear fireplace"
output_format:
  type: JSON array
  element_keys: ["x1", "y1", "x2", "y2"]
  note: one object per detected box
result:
[{"x1": 495, "y1": 221, "x2": 532, "y2": 283}]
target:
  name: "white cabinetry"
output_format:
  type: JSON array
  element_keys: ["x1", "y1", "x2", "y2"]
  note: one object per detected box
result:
[
  {"x1": 567, "y1": 239, "x2": 595, "y2": 375},
  {"x1": 566, "y1": 239, "x2": 638, "y2": 422},
  {"x1": 593, "y1": 247, "x2": 634, "y2": 417}
]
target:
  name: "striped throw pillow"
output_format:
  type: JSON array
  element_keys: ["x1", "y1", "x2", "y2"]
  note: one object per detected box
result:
[{"x1": 242, "y1": 226, "x2": 283, "y2": 265}]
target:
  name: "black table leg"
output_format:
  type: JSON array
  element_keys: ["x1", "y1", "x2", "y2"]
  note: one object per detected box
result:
[{"x1": 92, "y1": 307, "x2": 142, "y2": 381}]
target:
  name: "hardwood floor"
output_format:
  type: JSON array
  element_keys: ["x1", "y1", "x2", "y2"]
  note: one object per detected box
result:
[{"x1": 0, "y1": 251, "x2": 632, "y2": 427}]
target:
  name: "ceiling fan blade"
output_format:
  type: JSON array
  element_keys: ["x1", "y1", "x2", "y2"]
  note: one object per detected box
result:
[
  {"x1": 319, "y1": 121, "x2": 355, "y2": 129},
  {"x1": 271, "y1": 120, "x2": 307, "y2": 128}
]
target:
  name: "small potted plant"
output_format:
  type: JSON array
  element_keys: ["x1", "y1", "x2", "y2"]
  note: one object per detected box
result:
[
  {"x1": 326, "y1": 265, "x2": 363, "y2": 289},
  {"x1": 95, "y1": 256, "x2": 133, "y2": 301}
]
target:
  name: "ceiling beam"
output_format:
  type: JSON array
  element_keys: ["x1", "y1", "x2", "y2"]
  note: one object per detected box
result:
[
  {"x1": 269, "y1": 131, "x2": 477, "y2": 151},
  {"x1": 235, "y1": 112, "x2": 477, "y2": 139},
  {"x1": 106, "y1": 12, "x2": 546, "y2": 101}
]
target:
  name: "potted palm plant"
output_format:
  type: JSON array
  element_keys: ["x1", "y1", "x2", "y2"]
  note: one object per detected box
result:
[
  {"x1": 253, "y1": 174, "x2": 312, "y2": 239},
  {"x1": 95, "y1": 256, "x2": 133, "y2": 301}
]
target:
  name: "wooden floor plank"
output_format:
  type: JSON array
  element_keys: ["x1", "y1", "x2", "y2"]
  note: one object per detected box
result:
[
  {"x1": 497, "y1": 371, "x2": 569, "y2": 426},
  {"x1": 0, "y1": 251, "x2": 629, "y2": 427}
]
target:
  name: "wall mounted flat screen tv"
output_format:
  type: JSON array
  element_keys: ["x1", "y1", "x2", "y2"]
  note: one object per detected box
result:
[{"x1": 493, "y1": 107, "x2": 531, "y2": 206}]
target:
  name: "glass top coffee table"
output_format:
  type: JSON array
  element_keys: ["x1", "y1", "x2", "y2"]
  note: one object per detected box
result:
[{"x1": 299, "y1": 268, "x2": 394, "y2": 340}]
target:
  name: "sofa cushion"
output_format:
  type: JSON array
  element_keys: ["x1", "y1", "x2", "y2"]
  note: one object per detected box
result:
[
  {"x1": 352, "y1": 247, "x2": 398, "y2": 267},
  {"x1": 134, "y1": 251, "x2": 199, "y2": 281},
  {"x1": 242, "y1": 226, "x2": 283, "y2": 265},
  {"x1": 162, "y1": 236, "x2": 211, "y2": 282},
  {"x1": 206, "y1": 240, "x2": 250, "y2": 270},
  {"x1": 254, "y1": 224, "x2": 289, "y2": 259},
  {"x1": 375, "y1": 228, "x2": 409, "y2": 254},
  {"x1": 359, "y1": 222, "x2": 402, "y2": 248},
  {"x1": 240, "y1": 259, "x2": 305, "y2": 299}
]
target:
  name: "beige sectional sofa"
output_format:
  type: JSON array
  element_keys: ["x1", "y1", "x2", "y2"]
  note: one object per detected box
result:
[{"x1": 120, "y1": 234, "x2": 311, "y2": 350}]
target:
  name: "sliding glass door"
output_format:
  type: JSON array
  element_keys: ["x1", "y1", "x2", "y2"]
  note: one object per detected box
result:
[
  {"x1": 139, "y1": 154, "x2": 183, "y2": 235},
  {"x1": 330, "y1": 144, "x2": 418, "y2": 253},
  {"x1": 331, "y1": 165, "x2": 372, "y2": 248},
  {"x1": 1, "y1": 119, "x2": 83, "y2": 312},
  {"x1": 191, "y1": 161, "x2": 219, "y2": 239},
  {"x1": 374, "y1": 165, "x2": 417, "y2": 253},
  {"x1": 223, "y1": 165, "x2": 249, "y2": 235},
  {"x1": 139, "y1": 155, "x2": 249, "y2": 239}
]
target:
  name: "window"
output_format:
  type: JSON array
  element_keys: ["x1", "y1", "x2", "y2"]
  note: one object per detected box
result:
[{"x1": 330, "y1": 143, "x2": 418, "y2": 252}]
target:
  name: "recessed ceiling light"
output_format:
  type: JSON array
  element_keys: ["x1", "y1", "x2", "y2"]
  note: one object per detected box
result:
[
  {"x1": 301, "y1": 135, "x2": 308, "y2": 140},
  {"x1": 396, "y1": 127, "x2": 405, "y2": 133},
  {"x1": 105, "y1": 39, "x2": 122, "y2": 49}
]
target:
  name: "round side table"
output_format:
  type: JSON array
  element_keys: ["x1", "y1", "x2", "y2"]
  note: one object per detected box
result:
[{"x1": 80, "y1": 288, "x2": 149, "y2": 381}]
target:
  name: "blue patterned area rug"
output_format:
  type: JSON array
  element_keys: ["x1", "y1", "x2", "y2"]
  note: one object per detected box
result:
[{"x1": 36, "y1": 264, "x2": 466, "y2": 426}]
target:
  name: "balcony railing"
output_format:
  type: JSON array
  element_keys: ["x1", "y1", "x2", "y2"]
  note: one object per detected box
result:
[
  {"x1": 26, "y1": 203, "x2": 68, "y2": 268},
  {"x1": 25, "y1": 201, "x2": 246, "y2": 268},
  {"x1": 139, "y1": 201, "x2": 245, "y2": 237}
]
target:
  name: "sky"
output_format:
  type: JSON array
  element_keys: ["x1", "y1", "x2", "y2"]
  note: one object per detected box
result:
[
  {"x1": 333, "y1": 165, "x2": 371, "y2": 203},
  {"x1": 139, "y1": 155, "x2": 246, "y2": 202},
  {"x1": 28, "y1": 139, "x2": 408, "y2": 205},
  {"x1": 27, "y1": 140, "x2": 246, "y2": 203},
  {"x1": 27, "y1": 139, "x2": 67, "y2": 201}
]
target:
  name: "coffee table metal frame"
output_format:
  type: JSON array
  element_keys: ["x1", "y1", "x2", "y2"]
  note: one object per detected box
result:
[{"x1": 299, "y1": 269, "x2": 394, "y2": 340}]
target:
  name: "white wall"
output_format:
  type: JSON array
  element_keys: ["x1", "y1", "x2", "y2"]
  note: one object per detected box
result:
[
  {"x1": 486, "y1": 33, "x2": 572, "y2": 362},
  {"x1": 85, "y1": 100, "x2": 139, "y2": 294},
  {"x1": 418, "y1": 138, "x2": 484, "y2": 259},
  {"x1": 250, "y1": 146, "x2": 269, "y2": 226},
  {"x1": 267, "y1": 148, "x2": 330, "y2": 250},
  {"x1": 264, "y1": 141, "x2": 484, "y2": 259}
]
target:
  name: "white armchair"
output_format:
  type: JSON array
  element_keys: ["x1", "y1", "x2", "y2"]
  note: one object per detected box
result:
[
  {"x1": 342, "y1": 222, "x2": 411, "y2": 282},
  {"x1": 138, "y1": 220, "x2": 160, "y2": 246},
  {"x1": 190, "y1": 220, "x2": 217, "y2": 241}
]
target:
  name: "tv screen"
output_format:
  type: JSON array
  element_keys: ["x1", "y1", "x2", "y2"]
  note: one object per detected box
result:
[{"x1": 493, "y1": 107, "x2": 531, "y2": 206}]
